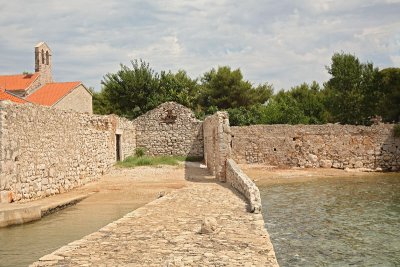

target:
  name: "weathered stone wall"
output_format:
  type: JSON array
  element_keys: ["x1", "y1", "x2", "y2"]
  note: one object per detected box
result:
[
  {"x1": 0, "y1": 101, "x2": 135, "y2": 202},
  {"x1": 134, "y1": 102, "x2": 203, "y2": 157},
  {"x1": 115, "y1": 116, "x2": 136, "y2": 160},
  {"x1": 226, "y1": 159, "x2": 261, "y2": 213},
  {"x1": 231, "y1": 124, "x2": 400, "y2": 170},
  {"x1": 203, "y1": 112, "x2": 231, "y2": 181},
  {"x1": 54, "y1": 84, "x2": 93, "y2": 114}
]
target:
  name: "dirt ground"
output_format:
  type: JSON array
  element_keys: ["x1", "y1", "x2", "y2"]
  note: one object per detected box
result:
[
  {"x1": 239, "y1": 164, "x2": 400, "y2": 186},
  {"x1": 67, "y1": 163, "x2": 190, "y2": 207}
]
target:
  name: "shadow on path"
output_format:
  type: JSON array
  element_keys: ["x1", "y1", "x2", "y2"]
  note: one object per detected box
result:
[
  {"x1": 183, "y1": 161, "x2": 254, "y2": 212},
  {"x1": 183, "y1": 161, "x2": 216, "y2": 183}
]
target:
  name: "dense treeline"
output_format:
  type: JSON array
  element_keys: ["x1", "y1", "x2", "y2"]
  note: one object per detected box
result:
[{"x1": 93, "y1": 53, "x2": 400, "y2": 126}]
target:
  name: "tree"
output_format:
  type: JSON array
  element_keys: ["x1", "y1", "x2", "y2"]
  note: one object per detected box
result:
[
  {"x1": 265, "y1": 91, "x2": 310, "y2": 124},
  {"x1": 92, "y1": 90, "x2": 112, "y2": 115},
  {"x1": 101, "y1": 60, "x2": 161, "y2": 119},
  {"x1": 377, "y1": 68, "x2": 400, "y2": 122},
  {"x1": 324, "y1": 52, "x2": 380, "y2": 124},
  {"x1": 159, "y1": 70, "x2": 200, "y2": 110},
  {"x1": 199, "y1": 66, "x2": 272, "y2": 111},
  {"x1": 287, "y1": 82, "x2": 328, "y2": 124}
]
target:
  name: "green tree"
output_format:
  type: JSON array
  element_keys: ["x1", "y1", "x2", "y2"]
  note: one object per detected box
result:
[
  {"x1": 265, "y1": 91, "x2": 309, "y2": 124},
  {"x1": 227, "y1": 104, "x2": 269, "y2": 126},
  {"x1": 101, "y1": 60, "x2": 161, "y2": 119},
  {"x1": 159, "y1": 70, "x2": 200, "y2": 109},
  {"x1": 377, "y1": 68, "x2": 400, "y2": 122},
  {"x1": 92, "y1": 90, "x2": 112, "y2": 115},
  {"x1": 199, "y1": 66, "x2": 272, "y2": 111},
  {"x1": 324, "y1": 52, "x2": 380, "y2": 124},
  {"x1": 288, "y1": 82, "x2": 328, "y2": 124}
]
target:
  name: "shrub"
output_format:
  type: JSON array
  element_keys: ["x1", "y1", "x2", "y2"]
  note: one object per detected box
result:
[{"x1": 135, "y1": 147, "x2": 146, "y2": 157}]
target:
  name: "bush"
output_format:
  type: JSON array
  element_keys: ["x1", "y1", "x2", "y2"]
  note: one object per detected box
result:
[{"x1": 135, "y1": 147, "x2": 146, "y2": 157}]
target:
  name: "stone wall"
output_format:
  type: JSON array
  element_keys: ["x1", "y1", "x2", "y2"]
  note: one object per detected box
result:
[
  {"x1": 115, "y1": 116, "x2": 136, "y2": 160},
  {"x1": 0, "y1": 101, "x2": 135, "y2": 202},
  {"x1": 134, "y1": 102, "x2": 203, "y2": 157},
  {"x1": 231, "y1": 124, "x2": 400, "y2": 170},
  {"x1": 54, "y1": 84, "x2": 93, "y2": 114},
  {"x1": 203, "y1": 112, "x2": 231, "y2": 181},
  {"x1": 226, "y1": 159, "x2": 261, "y2": 213}
]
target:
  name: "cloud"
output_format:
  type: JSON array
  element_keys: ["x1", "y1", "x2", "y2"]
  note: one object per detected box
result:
[{"x1": 0, "y1": 0, "x2": 398, "y2": 91}]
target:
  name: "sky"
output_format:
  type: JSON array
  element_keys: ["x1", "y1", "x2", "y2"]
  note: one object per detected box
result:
[{"x1": 0, "y1": 0, "x2": 399, "y2": 91}]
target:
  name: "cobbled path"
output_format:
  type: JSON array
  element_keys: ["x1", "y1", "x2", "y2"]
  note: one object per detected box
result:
[{"x1": 31, "y1": 164, "x2": 278, "y2": 266}]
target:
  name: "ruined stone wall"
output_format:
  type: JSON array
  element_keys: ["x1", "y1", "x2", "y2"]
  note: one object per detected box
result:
[
  {"x1": 203, "y1": 112, "x2": 231, "y2": 181},
  {"x1": 231, "y1": 124, "x2": 400, "y2": 171},
  {"x1": 115, "y1": 116, "x2": 136, "y2": 160},
  {"x1": 0, "y1": 101, "x2": 135, "y2": 202},
  {"x1": 134, "y1": 102, "x2": 203, "y2": 157}
]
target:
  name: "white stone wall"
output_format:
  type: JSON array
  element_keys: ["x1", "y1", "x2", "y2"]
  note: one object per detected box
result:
[
  {"x1": 203, "y1": 112, "x2": 231, "y2": 181},
  {"x1": 0, "y1": 101, "x2": 135, "y2": 202},
  {"x1": 226, "y1": 159, "x2": 261, "y2": 213},
  {"x1": 134, "y1": 102, "x2": 203, "y2": 157},
  {"x1": 231, "y1": 124, "x2": 400, "y2": 171}
]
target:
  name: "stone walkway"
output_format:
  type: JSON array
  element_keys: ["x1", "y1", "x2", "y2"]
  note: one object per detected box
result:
[{"x1": 31, "y1": 164, "x2": 278, "y2": 266}]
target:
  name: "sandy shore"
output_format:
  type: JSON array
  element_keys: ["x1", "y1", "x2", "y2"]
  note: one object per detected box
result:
[{"x1": 239, "y1": 164, "x2": 400, "y2": 186}]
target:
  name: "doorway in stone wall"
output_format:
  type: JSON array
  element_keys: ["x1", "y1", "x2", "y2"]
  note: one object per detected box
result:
[{"x1": 116, "y1": 134, "x2": 122, "y2": 161}]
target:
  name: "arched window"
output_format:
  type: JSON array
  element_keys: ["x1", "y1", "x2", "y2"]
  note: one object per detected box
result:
[
  {"x1": 41, "y1": 49, "x2": 45, "y2": 64},
  {"x1": 46, "y1": 51, "x2": 49, "y2": 65}
]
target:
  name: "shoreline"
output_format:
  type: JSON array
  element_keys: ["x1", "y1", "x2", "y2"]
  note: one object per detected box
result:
[{"x1": 240, "y1": 164, "x2": 400, "y2": 186}]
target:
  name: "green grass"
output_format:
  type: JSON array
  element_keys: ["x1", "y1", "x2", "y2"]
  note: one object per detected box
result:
[{"x1": 116, "y1": 155, "x2": 203, "y2": 168}]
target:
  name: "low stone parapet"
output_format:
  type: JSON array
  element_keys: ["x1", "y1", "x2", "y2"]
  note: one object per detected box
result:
[{"x1": 226, "y1": 159, "x2": 262, "y2": 213}]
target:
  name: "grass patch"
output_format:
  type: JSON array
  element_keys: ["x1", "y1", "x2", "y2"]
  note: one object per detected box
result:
[{"x1": 116, "y1": 155, "x2": 203, "y2": 168}]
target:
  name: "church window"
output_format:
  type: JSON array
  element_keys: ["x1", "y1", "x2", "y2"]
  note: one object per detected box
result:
[{"x1": 46, "y1": 51, "x2": 49, "y2": 65}]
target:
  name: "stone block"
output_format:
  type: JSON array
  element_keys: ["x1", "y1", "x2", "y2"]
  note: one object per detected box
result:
[
  {"x1": 320, "y1": 159, "x2": 332, "y2": 168},
  {"x1": 200, "y1": 217, "x2": 218, "y2": 234},
  {"x1": 0, "y1": 191, "x2": 14, "y2": 203}
]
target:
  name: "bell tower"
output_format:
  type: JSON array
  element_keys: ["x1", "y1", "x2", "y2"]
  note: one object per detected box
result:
[{"x1": 35, "y1": 42, "x2": 53, "y2": 84}]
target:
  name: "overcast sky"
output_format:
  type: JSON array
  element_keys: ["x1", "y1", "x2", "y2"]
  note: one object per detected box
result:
[{"x1": 0, "y1": 0, "x2": 399, "y2": 91}]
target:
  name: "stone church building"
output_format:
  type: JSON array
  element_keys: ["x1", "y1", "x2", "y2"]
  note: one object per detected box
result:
[{"x1": 0, "y1": 42, "x2": 92, "y2": 113}]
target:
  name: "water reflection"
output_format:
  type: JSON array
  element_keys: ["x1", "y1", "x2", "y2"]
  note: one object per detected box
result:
[{"x1": 259, "y1": 175, "x2": 400, "y2": 267}]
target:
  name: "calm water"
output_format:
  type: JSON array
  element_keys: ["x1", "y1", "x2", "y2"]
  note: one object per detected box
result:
[
  {"x1": 259, "y1": 175, "x2": 400, "y2": 267},
  {"x1": 0, "y1": 194, "x2": 144, "y2": 267}
]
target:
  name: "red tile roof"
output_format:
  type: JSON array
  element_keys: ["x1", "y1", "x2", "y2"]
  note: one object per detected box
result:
[
  {"x1": 26, "y1": 82, "x2": 81, "y2": 106},
  {"x1": 0, "y1": 73, "x2": 40, "y2": 91},
  {"x1": 0, "y1": 89, "x2": 28, "y2": 104}
]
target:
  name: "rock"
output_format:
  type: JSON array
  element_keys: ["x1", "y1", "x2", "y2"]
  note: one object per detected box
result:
[
  {"x1": 39, "y1": 254, "x2": 64, "y2": 261},
  {"x1": 308, "y1": 154, "x2": 318, "y2": 163},
  {"x1": 0, "y1": 191, "x2": 14, "y2": 203},
  {"x1": 354, "y1": 161, "x2": 363, "y2": 168},
  {"x1": 320, "y1": 159, "x2": 332, "y2": 168},
  {"x1": 200, "y1": 217, "x2": 218, "y2": 234}
]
